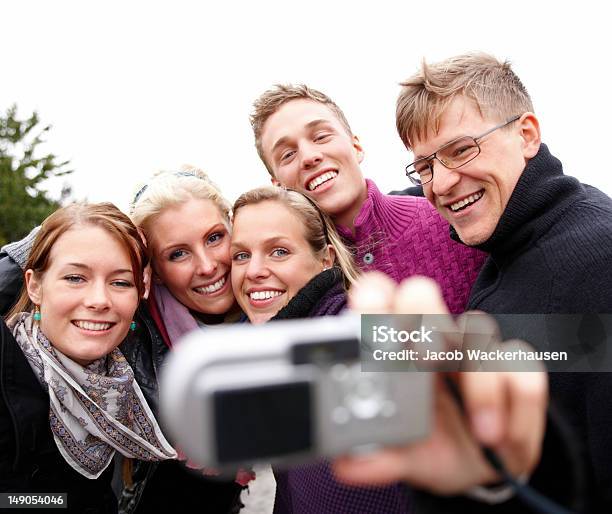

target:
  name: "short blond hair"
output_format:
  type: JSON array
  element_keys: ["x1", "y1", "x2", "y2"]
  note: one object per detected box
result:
[
  {"x1": 396, "y1": 53, "x2": 534, "y2": 149},
  {"x1": 233, "y1": 186, "x2": 360, "y2": 289},
  {"x1": 129, "y1": 166, "x2": 231, "y2": 247},
  {"x1": 250, "y1": 84, "x2": 353, "y2": 176}
]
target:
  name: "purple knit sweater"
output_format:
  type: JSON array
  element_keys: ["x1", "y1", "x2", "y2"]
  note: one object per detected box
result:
[{"x1": 335, "y1": 180, "x2": 486, "y2": 314}]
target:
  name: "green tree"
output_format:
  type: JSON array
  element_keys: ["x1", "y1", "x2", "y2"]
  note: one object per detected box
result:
[{"x1": 0, "y1": 105, "x2": 72, "y2": 246}]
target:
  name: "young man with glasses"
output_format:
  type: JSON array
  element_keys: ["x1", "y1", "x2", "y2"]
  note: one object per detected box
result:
[{"x1": 337, "y1": 52, "x2": 612, "y2": 512}]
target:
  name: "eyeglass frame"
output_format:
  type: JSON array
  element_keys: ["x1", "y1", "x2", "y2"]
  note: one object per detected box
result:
[{"x1": 405, "y1": 114, "x2": 522, "y2": 186}]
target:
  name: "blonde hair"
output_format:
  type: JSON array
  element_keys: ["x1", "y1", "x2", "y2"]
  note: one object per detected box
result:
[
  {"x1": 6, "y1": 203, "x2": 148, "y2": 320},
  {"x1": 396, "y1": 53, "x2": 533, "y2": 149},
  {"x1": 129, "y1": 166, "x2": 231, "y2": 246},
  {"x1": 233, "y1": 186, "x2": 360, "y2": 288},
  {"x1": 250, "y1": 84, "x2": 353, "y2": 176}
]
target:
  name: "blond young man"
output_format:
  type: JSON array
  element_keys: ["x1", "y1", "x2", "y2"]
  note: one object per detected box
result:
[
  {"x1": 374, "y1": 52, "x2": 612, "y2": 512},
  {"x1": 250, "y1": 85, "x2": 486, "y2": 315}
]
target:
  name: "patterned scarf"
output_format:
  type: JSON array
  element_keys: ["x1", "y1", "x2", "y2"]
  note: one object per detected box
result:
[{"x1": 10, "y1": 312, "x2": 177, "y2": 479}]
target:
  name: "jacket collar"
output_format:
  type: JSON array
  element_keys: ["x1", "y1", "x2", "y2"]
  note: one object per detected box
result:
[{"x1": 272, "y1": 268, "x2": 345, "y2": 320}]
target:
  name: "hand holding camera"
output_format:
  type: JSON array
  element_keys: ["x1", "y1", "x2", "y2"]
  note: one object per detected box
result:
[{"x1": 333, "y1": 273, "x2": 548, "y2": 495}]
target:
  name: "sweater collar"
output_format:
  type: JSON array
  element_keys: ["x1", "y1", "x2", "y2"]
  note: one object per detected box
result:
[
  {"x1": 336, "y1": 179, "x2": 417, "y2": 243},
  {"x1": 451, "y1": 144, "x2": 586, "y2": 258}
]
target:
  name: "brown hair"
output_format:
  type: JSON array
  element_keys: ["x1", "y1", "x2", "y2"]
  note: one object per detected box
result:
[
  {"x1": 250, "y1": 84, "x2": 353, "y2": 176},
  {"x1": 396, "y1": 53, "x2": 534, "y2": 149},
  {"x1": 6, "y1": 203, "x2": 148, "y2": 319},
  {"x1": 233, "y1": 186, "x2": 360, "y2": 288}
]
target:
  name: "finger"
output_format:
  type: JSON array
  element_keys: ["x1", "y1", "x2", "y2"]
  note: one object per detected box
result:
[
  {"x1": 332, "y1": 448, "x2": 415, "y2": 486},
  {"x1": 348, "y1": 271, "x2": 396, "y2": 313},
  {"x1": 455, "y1": 311, "x2": 502, "y2": 350},
  {"x1": 455, "y1": 311, "x2": 502, "y2": 370},
  {"x1": 394, "y1": 277, "x2": 460, "y2": 359},
  {"x1": 454, "y1": 315, "x2": 520, "y2": 448},
  {"x1": 393, "y1": 276, "x2": 448, "y2": 314},
  {"x1": 458, "y1": 372, "x2": 507, "y2": 447},
  {"x1": 502, "y1": 369, "x2": 548, "y2": 475}
]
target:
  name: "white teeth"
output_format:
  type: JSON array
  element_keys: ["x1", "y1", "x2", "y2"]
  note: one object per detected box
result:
[
  {"x1": 450, "y1": 191, "x2": 484, "y2": 212},
  {"x1": 249, "y1": 290, "x2": 283, "y2": 300},
  {"x1": 308, "y1": 171, "x2": 338, "y2": 191},
  {"x1": 195, "y1": 276, "x2": 226, "y2": 294},
  {"x1": 73, "y1": 321, "x2": 112, "y2": 331}
]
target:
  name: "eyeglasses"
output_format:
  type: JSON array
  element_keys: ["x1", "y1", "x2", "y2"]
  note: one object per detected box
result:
[{"x1": 405, "y1": 115, "x2": 521, "y2": 186}]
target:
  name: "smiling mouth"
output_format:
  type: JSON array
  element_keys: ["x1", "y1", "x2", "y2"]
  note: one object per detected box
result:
[
  {"x1": 72, "y1": 320, "x2": 115, "y2": 331},
  {"x1": 449, "y1": 190, "x2": 484, "y2": 212},
  {"x1": 307, "y1": 171, "x2": 338, "y2": 191},
  {"x1": 193, "y1": 274, "x2": 227, "y2": 295},
  {"x1": 248, "y1": 290, "x2": 284, "y2": 301}
]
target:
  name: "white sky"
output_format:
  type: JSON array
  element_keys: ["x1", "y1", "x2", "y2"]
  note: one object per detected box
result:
[{"x1": 3, "y1": 1, "x2": 611, "y2": 213}]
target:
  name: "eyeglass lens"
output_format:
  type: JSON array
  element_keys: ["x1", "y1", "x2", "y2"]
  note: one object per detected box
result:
[
  {"x1": 437, "y1": 137, "x2": 479, "y2": 168},
  {"x1": 409, "y1": 136, "x2": 481, "y2": 184}
]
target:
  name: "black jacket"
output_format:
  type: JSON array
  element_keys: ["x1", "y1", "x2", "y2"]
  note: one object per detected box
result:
[
  {"x1": 465, "y1": 144, "x2": 612, "y2": 512},
  {"x1": 0, "y1": 318, "x2": 118, "y2": 514},
  {"x1": 388, "y1": 185, "x2": 424, "y2": 197},
  {"x1": 418, "y1": 144, "x2": 612, "y2": 513}
]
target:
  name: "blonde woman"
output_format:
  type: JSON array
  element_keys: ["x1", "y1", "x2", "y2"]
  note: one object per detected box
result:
[
  {"x1": 230, "y1": 187, "x2": 412, "y2": 513},
  {"x1": 129, "y1": 167, "x2": 241, "y2": 344},
  {"x1": 124, "y1": 168, "x2": 247, "y2": 513},
  {"x1": 231, "y1": 186, "x2": 358, "y2": 325}
]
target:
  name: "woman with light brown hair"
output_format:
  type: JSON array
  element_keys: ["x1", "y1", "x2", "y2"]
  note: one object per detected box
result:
[
  {"x1": 231, "y1": 187, "x2": 413, "y2": 513},
  {"x1": 231, "y1": 186, "x2": 359, "y2": 325},
  {"x1": 1, "y1": 203, "x2": 176, "y2": 514}
]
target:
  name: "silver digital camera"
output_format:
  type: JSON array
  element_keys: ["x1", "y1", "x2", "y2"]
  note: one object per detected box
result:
[{"x1": 159, "y1": 314, "x2": 431, "y2": 471}]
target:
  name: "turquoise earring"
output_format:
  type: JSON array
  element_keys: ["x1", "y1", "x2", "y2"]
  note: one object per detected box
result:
[
  {"x1": 33, "y1": 305, "x2": 41, "y2": 321},
  {"x1": 130, "y1": 321, "x2": 137, "y2": 332}
]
